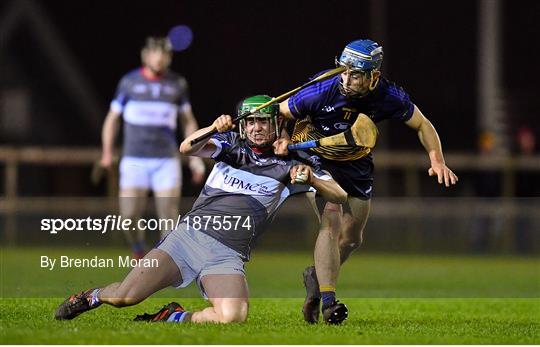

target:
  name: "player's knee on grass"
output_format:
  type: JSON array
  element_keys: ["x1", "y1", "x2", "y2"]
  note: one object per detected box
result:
[{"x1": 216, "y1": 299, "x2": 248, "y2": 323}]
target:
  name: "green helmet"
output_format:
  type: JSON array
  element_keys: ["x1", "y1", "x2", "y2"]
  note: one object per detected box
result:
[{"x1": 238, "y1": 95, "x2": 280, "y2": 146}]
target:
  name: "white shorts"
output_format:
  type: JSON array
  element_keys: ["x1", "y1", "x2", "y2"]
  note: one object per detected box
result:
[
  {"x1": 157, "y1": 224, "x2": 245, "y2": 296},
  {"x1": 119, "y1": 156, "x2": 181, "y2": 191}
]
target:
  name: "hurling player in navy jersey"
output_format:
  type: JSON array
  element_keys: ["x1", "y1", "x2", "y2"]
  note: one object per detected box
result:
[{"x1": 274, "y1": 39, "x2": 458, "y2": 324}]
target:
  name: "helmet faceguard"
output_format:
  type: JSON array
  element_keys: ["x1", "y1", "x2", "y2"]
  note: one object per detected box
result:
[
  {"x1": 336, "y1": 39, "x2": 383, "y2": 97},
  {"x1": 238, "y1": 95, "x2": 280, "y2": 148}
]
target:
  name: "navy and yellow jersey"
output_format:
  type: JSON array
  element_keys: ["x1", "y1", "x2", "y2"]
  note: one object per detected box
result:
[
  {"x1": 110, "y1": 68, "x2": 190, "y2": 158},
  {"x1": 184, "y1": 131, "x2": 331, "y2": 259},
  {"x1": 288, "y1": 71, "x2": 414, "y2": 161}
]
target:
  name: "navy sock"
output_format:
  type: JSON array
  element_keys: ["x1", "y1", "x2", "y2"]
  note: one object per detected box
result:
[{"x1": 321, "y1": 291, "x2": 336, "y2": 308}]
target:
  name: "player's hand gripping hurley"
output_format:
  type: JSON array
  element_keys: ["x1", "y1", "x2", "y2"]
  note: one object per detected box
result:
[
  {"x1": 287, "y1": 113, "x2": 378, "y2": 151},
  {"x1": 190, "y1": 66, "x2": 347, "y2": 146}
]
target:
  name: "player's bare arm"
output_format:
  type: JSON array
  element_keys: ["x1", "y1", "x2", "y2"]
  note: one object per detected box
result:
[
  {"x1": 290, "y1": 164, "x2": 347, "y2": 204},
  {"x1": 179, "y1": 115, "x2": 235, "y2": 158},
  {"x1": 178, "y1": 103, "x2": 199, "y2": 136},
  {"x1": 179, "y1": 104, "x2": 206, "y2": 183},
  {"x1": 279, "y1": 99, "x2": 295, "y2": 121},
  {"x1": 405, "y1": 105, "x2": 458, "y2": 187},
  {"x1": 100, "y1": 110, "x2": 121, "y2": 168}
]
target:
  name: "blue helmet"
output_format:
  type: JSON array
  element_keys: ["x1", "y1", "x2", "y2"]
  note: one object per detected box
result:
[{"x1": 337, "y1": 39, "x2": 383, "y2": 71}]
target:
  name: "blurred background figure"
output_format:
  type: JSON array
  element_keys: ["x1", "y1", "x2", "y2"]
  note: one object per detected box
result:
[
  {"x1": 516, "y1": 126, "x2": 536, "y2": 156},
  {"x1": 470, "y1": 131, "x2": 502, "y2": 252},
  {"x1": 514, "y1": 126, "x2": 537, "y2": 254},
  {"x1": 100, "y1": 37, "x2": 205, "y2": 259}
]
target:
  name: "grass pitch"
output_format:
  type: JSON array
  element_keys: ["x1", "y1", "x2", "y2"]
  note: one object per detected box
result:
[{"x1": 1, "y1": 247, "x2": 539, "y2": 344}]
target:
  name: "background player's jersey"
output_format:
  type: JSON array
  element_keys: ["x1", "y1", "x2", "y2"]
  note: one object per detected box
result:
[
  {"x1": 288, "y1": 72, "x2": 414, "y2": 161},
  {"x1": 183, "y1": 131, "x2": 331, "y2": 259},
  {"x1": 110, "y1": 68, "x2": 190, "y2": 158}
]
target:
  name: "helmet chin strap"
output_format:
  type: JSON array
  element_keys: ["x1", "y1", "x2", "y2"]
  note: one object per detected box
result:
[
  {"x1": 246, "y1": 136, "x2": 275, "y2": 152},
  {"x1": 368, "y1": 70, "x2": 379, "y2": 91},
  {"x1": 241, "y1": 117, "x2": 279, "y2": 151},
  {"x1": 339, "y1": 70, "x2": 379, "y2": 98},
  {"x1": 339, "y1": 85, "x2": 365, "y2": 98}
]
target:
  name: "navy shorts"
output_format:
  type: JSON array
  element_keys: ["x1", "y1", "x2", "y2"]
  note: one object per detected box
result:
[{"x1": 318, "y1": 155, "x2": 374, "y2": 200}]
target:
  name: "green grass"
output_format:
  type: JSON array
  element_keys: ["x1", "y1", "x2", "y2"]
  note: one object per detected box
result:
[
  {"x1": 1, "y1": 298, "x2": 538, "y2": 344},
  {"x1": 1, "y1": 247, "x2": 539, "y2": 344}
]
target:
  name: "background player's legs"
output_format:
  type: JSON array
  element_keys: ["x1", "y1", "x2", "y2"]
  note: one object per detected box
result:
[
  {"x1": 314, "y1": 202, "x2": 343, "y2": 291},
  {"x1": 152, "y1": 157, "x2": 182, "y2": 238},
  {"x1": 338, "y1": 197, "x2": 371, "y2": 264},
  {"x1": 120, "y1": 188, "x2": 148, "y2": 258},
  {"x1": 154, "y1": 187, "x2": 180, "y2": 239},
  {"x1": 189, "y1": 274, "x2": 249, "y2": 323},
  {"x1": 98, "y1": 249, "x2": 181, "y2": 307}
]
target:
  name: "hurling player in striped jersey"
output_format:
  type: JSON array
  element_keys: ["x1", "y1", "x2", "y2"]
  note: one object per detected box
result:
[
  {"x1": 100, "y1": 37, "x2": 206, "y2": 260},
  {"x1": 55, "y1": 95, "x2": 347, "y2": 324}
]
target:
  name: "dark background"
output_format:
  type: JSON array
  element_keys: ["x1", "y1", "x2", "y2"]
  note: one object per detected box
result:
[
  {"x1": 1, "y1": 0, "x2": 539, "y2": 197},
  {"x1": 1, "y1": 1, "x2": 539, "y2": 254},
  {"x1": 2, "y1": 0, "x2": 539, "y2": 147}
]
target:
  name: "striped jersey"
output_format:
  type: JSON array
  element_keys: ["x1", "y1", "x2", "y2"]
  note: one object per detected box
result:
[
  {"x1": 288, "y1": 71, "x2": 414, "y2": 161},
  {"x1": 183, "y1": 131, "x2": 331, "y2": 259},
  {"x1": 110, "y1": 68, "x2": 190, "y2": 158}
]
